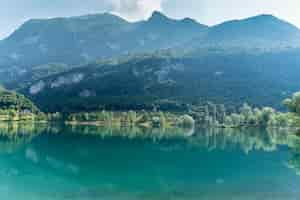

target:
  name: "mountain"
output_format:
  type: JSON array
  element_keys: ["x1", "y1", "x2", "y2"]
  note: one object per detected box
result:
[
  {"x1": 0, "y1": 11, "x2": 207, "y2": 82},
  {"x1": 1, "y1": 12, "x2": 300, "y2": 112},
  {"x1": 1, "y1": 13, "x2": 299, "y2": 83},
  {"x1": 189, "y1": 14, "x2": 300, "y2": 49},
  {"x1": 11, "y1": 49, "x2": 300, "y2": 113}
]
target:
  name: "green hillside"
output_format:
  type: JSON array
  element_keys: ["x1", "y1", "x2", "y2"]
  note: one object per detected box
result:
[
  {"x1": 13, "y1": 49, "x2": 300, "y2": 113},
  {"x1": 0, "y1": 89, "x2": 44, "y2": 121}
]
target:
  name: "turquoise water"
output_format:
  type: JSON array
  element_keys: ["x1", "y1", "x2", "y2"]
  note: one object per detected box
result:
[{"x1": 0, "y1": 123, "x2": 300, "y2": 200}]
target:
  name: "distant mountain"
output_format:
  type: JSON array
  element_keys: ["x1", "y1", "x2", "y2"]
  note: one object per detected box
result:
[
  {"x1": 0, "y1": 11, "x2": 206, "y2": 72},
  {"x1": 12, "y1": 49, "x2": 300, "y2": 113},
  {"x1": 188, "y1": 15, "x2": 300, "y2": 50},
  {"x1": 1, "y1": 12, "x2": 300, "y2": 82},
  {"x1": 2, "y1": 12, "x2": 300, "y2": 83}
]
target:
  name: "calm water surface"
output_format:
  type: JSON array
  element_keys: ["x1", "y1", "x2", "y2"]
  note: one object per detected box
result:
[{"x1": 0, "y1": 123, "x2": 300, "y2": 200}]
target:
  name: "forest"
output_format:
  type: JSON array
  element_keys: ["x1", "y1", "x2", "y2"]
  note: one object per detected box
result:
[{"x1": 1, "y1": 84, "x2": 300, "y2": 129}]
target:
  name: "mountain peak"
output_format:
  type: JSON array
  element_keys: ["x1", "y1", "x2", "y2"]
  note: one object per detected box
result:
[
  {"x1": 245, "y1": 14, "x2": 283, "y2": 23},
  {"x1": 214, "y1": 13, "x2": 298, "y2": 29},
  {"x1": 72, "y1": 12, "x2": 125, "y2": 21},
  {"x1": 149, "y1": 11, "x2": 170, "y2": 22},
  {"x1": 181, "y1": 17, "x2": 200, "y2": 25},
  {"x1": 243, "y1": 14, "x2": 300, "y2": 30},
  {"x1": 250, "y1": 14, "x2": 277, "y2": 20}
]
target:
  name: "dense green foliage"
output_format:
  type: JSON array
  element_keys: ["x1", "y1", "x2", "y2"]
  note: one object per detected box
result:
[
  {"x1": 282, "y1": 92, "x2": 300, "y2": 126},
  {"x1": 214, "y1": 91, "x2": 300, "y2": 128},
  {"x1": 189, "y1": 102, "x2": 292, "y2": 128},
  {"x1": 14, "y1": 51, "x2": 300, "y2": 113},
  {"x1": 0, "y1": 89, "x2": 46, "y2": 121},
  {"x1": 284, "y1": 92, "x2": 300, "y2": 115},
  {"x1": 0, "y1": 90, "x2": 39, "y2": 112},
  {"x1": 223, "y1": 105, "x2": 292, "y2": 128}
]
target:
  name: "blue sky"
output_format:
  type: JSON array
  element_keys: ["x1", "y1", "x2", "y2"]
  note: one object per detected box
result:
[{"x1": 1, "y1": 0, "x2": 300, "y2": 39}]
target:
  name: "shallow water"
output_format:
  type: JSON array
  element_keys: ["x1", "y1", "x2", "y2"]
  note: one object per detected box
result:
[{"x1": 0, "y1": 123, "x2": 300, "y2": 200}]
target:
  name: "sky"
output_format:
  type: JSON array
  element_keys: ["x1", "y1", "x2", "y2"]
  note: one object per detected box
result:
[{"x1": 0, "y1": 0, "x2": 300, "y2": 39}]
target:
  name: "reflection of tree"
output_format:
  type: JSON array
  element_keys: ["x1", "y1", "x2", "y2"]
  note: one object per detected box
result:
[
  {"x1": 287, "y1": 132, "x2": 300, "y2": 175},
  {"x1": 0, "y1": 122, "x2": 296, "y2": 155},
  {"x1": 53, "y1": 124, "x2": 296, "y2": 154},
  {"x1": 186, "y1": 128, "x2": 294, "y2": 153},
  {"x1": 1, "y1": 123, "x2": 299, "y2": 192},
  {"x1": 0, "y1": 122, "x2": 46, "y2": 153},
  {"x1": 62, "y1": 124, "x2": 195, "y2": 140}
]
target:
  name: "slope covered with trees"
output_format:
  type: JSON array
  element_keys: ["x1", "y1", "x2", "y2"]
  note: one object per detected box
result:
[
  {"x1": 0, "y1": 89, "x2": 45, "y2": 121},
  {"x1": 12, "y1": 49, "x2": 300, "y2": 113}
]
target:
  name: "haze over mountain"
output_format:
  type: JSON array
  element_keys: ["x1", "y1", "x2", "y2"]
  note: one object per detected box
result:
[
  {"x1": 0, "y1": 11, "x2": 206, "y2": 69},
  {"x1": 1, "y1": 11, "x2": 300, "y2": 112},
  {"x1": 193, "y1": 14, "x2": 300, "y2": 49},
  {"x1": 1, "y1": 11, "x2": 299, "y2": 72}
]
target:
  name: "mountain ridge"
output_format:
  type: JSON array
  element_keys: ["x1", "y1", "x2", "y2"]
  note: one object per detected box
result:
[
  {"x1": 1, "y1": 11, "x2": 300, "y2": 112},
  {"x1": 0, "y1": 11, "x2": 207, "y2": 70},
  {"x1": 0, "y1": 11, "x2": 299, "y2": 68}
]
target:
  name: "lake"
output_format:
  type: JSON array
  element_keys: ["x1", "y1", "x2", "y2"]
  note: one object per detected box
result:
[{"x1": 0, "y1": 123, "x2": 300, "y2": 200}]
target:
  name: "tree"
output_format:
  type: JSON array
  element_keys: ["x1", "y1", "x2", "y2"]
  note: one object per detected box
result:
[
  {"x1": 159, "y1": 112, "x2": 167, "y2": 127},
  {"x1": 128, "y1": 111, "x2": 137, "y2": 124},
  {"x1": 83, "y1": 112, "x2": 89, "y2": 121},
  {"x1": 260, "y1": 107, "x2": 275, "y2": 126},
  {"x1": 218, "y1": 104, "x2": 226, "y2": 124},
  {"x1": 268, "y1": 115, "x2": 278, "y2": 127},
  {"x1": 230, "y1": 114, "x2": 241, "y2": 127},
  {"x1": 240, "y1": 103, "x2": 253, "y2": 124},
  {"x1": 224, "y1": 116, "x2": 233, "y2": 127},
  {"x1": 274, "y1": 113, "x2": 290, "y2": 127},
  {"x1": 284, "y1": 92, "x2": 300, "y2": 115},
  {"x1": 248, "y1": 114, "x2": 257, "y2": 126},
  {"x1": 179, "y1": 115, "x2": 195, "y2": 127},
  {"x1": 204, "y1": 105, "x2": 210, "y2": 125},
  {"x1": 211, "y1": 104, "x2": 217, "y2": 125}
]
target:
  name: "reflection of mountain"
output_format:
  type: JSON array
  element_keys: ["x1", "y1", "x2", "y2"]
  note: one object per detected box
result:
[
  {"x1": 0, "y1": 126, "x2": 299, "y2": 199},
  {"x1": 0, "y1": 126, "x2": 300, "y2": 200}
]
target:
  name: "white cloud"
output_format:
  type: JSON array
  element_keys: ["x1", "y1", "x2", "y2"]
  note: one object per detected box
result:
[{"x1": 108, "y1": 0, "x2": 163, "y2": 21}]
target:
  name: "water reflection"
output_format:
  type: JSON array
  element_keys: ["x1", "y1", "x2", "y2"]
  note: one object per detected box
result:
[
  {"x1": 0, "y1": 122, "x2": 47, "y2": 153},
  {"x1": 0, "y1": 123, "x2": 298, "y2": 154},
  {"x1": 0, "y1": 123, "x2": 300, "y2": 200},
  {"x1": 287, "y1": 130, "x2": 300, "y2": 175},
  {"x1": 187, "y1": 127, "x2": 296, "y2": 153}
]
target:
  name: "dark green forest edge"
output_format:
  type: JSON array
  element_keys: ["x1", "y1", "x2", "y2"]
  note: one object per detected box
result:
[
  {"x1": 0, "y1": 87, "x2": 46, "y2": 121},
  {"x1": 1, "y1": 85, "x2": 300, "y2": 129}
]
